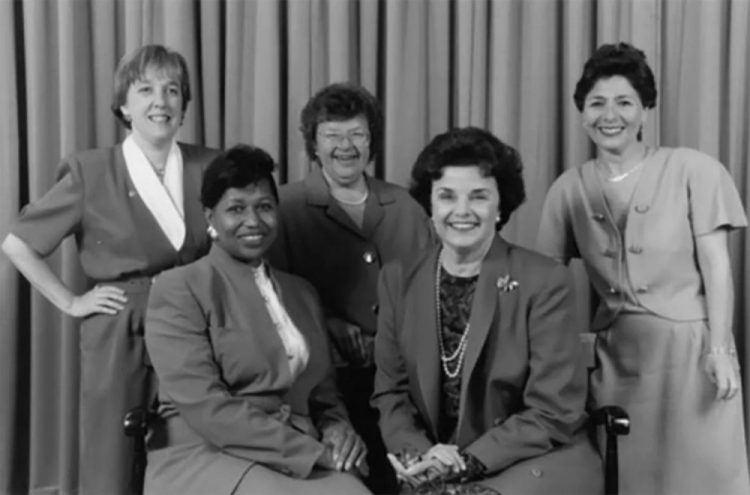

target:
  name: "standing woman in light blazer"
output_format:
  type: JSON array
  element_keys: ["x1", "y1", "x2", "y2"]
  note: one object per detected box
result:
[
  {"x1": 144, "y1": 145, "x2": 369, "y2": 494},
  {"x1": 536, "y1": 42, "x2": 750, "y2": 494},
  {"x1": 1, "y1": 45, "x2": 218, "y2": 494},
  {"x1": 372, "y1": 127, "x2": 602, "y2": 494}
]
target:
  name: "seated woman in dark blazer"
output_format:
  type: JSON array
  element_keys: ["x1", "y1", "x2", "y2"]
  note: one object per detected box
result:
[
  {"x1": 144, "y1": 145, "x2": 370, "y2": 495},
  {"x1": 371, "y1": 127, "x2": 603, "y2": 494}
]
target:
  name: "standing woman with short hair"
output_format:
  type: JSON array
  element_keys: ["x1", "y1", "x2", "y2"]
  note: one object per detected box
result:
[
  {"x1": 1, "y1": 45, "x2": 218, "y2": 494},
  {"x1": 267, "y1": 83, "x2": 435, "y2": 493},
  {"x1": 537, "y1": 42, "x2": 750, "y2": 494}
]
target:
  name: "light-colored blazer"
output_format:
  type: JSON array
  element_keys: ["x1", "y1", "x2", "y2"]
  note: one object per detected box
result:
[
  {"x1": 372, "y1": 235, "x2": 603, "y2": 494},
  {"x1": 144, "y1": 245, "x2": 351, "y2": 494},
  {"x1": 537, "y1": 147, "x2": 747, "y2": 330}
]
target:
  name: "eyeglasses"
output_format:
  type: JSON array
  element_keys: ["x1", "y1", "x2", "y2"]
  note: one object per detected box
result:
[{"x1": 318, "y1": 130, "x2": 370, "y2": 146}]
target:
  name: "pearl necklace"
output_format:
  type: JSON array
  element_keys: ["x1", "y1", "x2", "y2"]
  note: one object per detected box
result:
[
  {"x1": 331, "y1": 188, "x2": 369, "y2": 206},
  {"x1": 435, "y1": 256, "x2": 471, "y2": 379}
]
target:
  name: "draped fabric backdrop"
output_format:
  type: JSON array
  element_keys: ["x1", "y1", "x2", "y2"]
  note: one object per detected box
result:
[{"x1": 1, "y1": 0, "x2": 749, "y2": 493}]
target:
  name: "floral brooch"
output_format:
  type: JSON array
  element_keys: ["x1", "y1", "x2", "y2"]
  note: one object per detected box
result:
[{"x1": 496, "y1": 274, "x2": 519, "y2": 292}]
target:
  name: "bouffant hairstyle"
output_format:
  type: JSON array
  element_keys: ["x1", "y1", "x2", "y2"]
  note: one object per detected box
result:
[
  {"x1": 409, "y1": 127, "x2": 525, "y2": 231},
  {"x1": 299, "y1": 82, "x2": 384, "y2": 163},
  {"x1": 573, "y1": 42, "x2": 657, "y2": 112},
  {"x1": 201, "y1": 144, "x2": 278, "y2": 209},
  {"x1": 111, "y1": 45, "x2": 192, "y2": 129}
]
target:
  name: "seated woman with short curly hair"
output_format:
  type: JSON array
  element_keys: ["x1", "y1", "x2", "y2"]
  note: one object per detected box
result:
[
  {"x1": 144, "y1": 145, "x2": 370, "y2": 495},
  {"x1": 372, "y1": 127, "x2": 603, "y2": 494}
]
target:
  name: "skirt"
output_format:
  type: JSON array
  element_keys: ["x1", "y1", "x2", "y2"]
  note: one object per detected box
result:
[{"x1": 591, "y1": 313, "x2": 750, "y2": 495}]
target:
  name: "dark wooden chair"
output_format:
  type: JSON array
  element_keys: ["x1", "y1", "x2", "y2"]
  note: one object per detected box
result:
[
  {"x1": 123, "y1": 407, "x2": 158, "y2": 495},
  {"x1": 591, "y1": 405, "x2": 630, "y2": 495},
  {"x1": 581, "y1": 333, "x2": 631, "y2": 495},
  {"x1": 124, "y1": 404, "x2": 629, "y2": 495},
  {"x1": 124, "y1": 334, "x2": 629, "y2": 495}
]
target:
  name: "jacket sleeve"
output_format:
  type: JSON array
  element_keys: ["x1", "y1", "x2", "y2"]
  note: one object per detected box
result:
[
  {"x1": 304, "y1": 285, "x2": 351, "y2": 430},
  {"x1": 464, "y1": 262, "x2": 587, "y2": 473},
  {"x1": 11, "y1": 155, "x2": 84, "y2": 256},
  {"x1": 536, "y1": 176, "x2": 579, "y2": 262},
  {"x1": 371, "y1": 262, "x2": 434, "y2": 455},
  {"x1": 145, "y1": 269, "x2": 326, "y2": 479}
]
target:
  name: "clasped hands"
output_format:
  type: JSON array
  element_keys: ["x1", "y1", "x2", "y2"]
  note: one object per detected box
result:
[
  {"x1": 317, "y1": 422, "x2": 369, "y2": 475},
  {"x1": 387, "y1": 444, "x2": 467, "y2": 488}
]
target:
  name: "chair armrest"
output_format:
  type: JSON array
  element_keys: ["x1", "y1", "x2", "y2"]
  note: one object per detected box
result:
[
  {"x1": 123, "y1": 407, "x2": 152, "y2": 438},
  {"x1": 591, "y1": 405, "x2": 630, "y2": 436},
  {"x1": 591, "y1": 405, "x2": 630, "y2": 495}
]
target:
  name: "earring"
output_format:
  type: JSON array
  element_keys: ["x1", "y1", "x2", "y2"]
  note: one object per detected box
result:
[
  {"x1": 495, "y1": 213, "x2": 501, "y2": 223},
  {"x1": 207, "y1": 224, "x2": 218, "y2": 240}
]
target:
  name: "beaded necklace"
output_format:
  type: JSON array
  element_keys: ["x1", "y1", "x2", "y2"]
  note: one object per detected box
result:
[{"x1": 435, "y1": 256, "x2": 472, "y2": 379}]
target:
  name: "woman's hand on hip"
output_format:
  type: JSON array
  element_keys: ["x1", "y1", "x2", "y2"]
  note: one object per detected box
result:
[
  {"x1": 68, "y1": 285, "x2": 127, "y2": 317},
  {"x1": 704, "y1": 353, "x2": 741, "y2": 401}
]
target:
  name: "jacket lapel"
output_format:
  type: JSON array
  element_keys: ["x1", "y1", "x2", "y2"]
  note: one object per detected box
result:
[
  {"x1": 409, "y1": 249, "x2": 441, "y2": 438},
  {"x1": 624, "y1": 148, "x2": 669, "y2": 248},
  {"x1": 456, "y1": 236, "x2": 514, "y2": 440},
  {"x1": 179, "y1": 143, "x2": 208, "y2": 254},
  {"x1": 360, "y1": 177, "x2": 395, "y2": 239},
  {"x1": 117, "y1": 146, "x2": 176, "y2": 253},
  {"x1": 304, "y1": 167, "x2": 364, "y2": 238}
]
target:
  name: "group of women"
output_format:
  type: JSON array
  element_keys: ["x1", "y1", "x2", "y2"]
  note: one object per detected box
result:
[{"x1": 3, "y1": 41, "x2": 749, "y2": 495}]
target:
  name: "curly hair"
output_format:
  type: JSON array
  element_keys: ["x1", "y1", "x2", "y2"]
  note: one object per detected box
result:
[
  {"x1": 409, "y1": 127, "x2": 525, "y2": 231},
  {"x1": 111, "y1": 45, "x2": 192, "y2": 129},
  {"x1": 573, "y1": 42, "x2": 657, "y2": 112},
  {"x1": 201, "y1": 144, "x2": 278, "y2": 209},
  {"x1": 299, "y1": 82, "x2": 383, "y2": 163}
]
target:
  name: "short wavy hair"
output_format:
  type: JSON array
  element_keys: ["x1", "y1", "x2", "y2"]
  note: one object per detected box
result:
[
  {"x1": 201, "y1": 144, "x2": 278, "y2": 209},
  {"x1": 409, "y1": 127, "x2": 525, "y2": 231},
  {"x1": 573, "y1": 42, "x2": 657, "y2": 112},
  {"x1": 299, "y1": 82, "x2": 384, "y2": 163},
  {"x1": 111, "y1": 45, "x2": 192, "y2": 129}
]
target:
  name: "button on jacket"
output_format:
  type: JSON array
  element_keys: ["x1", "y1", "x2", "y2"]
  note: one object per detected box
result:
[
  {"x1": 267, "y1": 167, "x2": 435, "y2": 338},
  {"x1": 537, "y1": 147, "x2": 747, "y2": 330}
]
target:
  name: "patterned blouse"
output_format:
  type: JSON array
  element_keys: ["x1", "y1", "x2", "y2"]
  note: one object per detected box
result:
[{"x1": 437, "y1": 267, "x2": 478, "y2": 443}]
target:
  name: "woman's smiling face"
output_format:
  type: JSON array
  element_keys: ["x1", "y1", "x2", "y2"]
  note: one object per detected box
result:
[
  {"x1": 205, "y1": 179, "x2": 278, "y2": 266},
  {"x1": 120, "y1": 66, "x2": 184, "y2": 148},
  {"x1": 582, "y1": 75, "x2": 648, "y2": 155},
  {"x1": 314, "y1": 115, "x2": 371, "y2": 187},
  {"x1": 431, "y1": 165, "x2": 500, "y2": 256}
]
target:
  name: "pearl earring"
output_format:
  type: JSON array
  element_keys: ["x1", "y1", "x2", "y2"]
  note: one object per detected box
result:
[{"x1": 207, "y1": 225, "x2": 218, "y2": 240}]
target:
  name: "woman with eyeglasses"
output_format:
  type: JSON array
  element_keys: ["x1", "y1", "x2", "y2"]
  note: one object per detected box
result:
[{"x1": 267, "y1": 82, "x2": 435, "y2": 493}]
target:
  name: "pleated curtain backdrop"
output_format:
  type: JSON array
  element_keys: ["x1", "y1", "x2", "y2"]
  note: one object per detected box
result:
[{"x1": 1, "y1": 0, "x2": 749, "y2": 493}]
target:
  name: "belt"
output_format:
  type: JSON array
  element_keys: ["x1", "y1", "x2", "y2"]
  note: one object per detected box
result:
[{"x1": 96, "y1": 276, "x2": 155, "y2": 293}]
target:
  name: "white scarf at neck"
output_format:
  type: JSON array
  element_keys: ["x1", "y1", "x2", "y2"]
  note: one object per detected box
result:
[{"x1": 122, "y1": 135, "x2": 185, "y2": 250}]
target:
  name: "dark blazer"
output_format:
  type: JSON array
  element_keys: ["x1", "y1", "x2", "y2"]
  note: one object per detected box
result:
[
  {"x1": 11, "y1": 142, "x2": 217, "y2": 280},
  {"x1": 144, "y1": 245, "x2": 352, "y2": 494},
  {"x1": 372, "y1": 235, "x2": 603, "y2": 493},
  {"x1": 268, "y1": 166, "x2": 435, "y2": 339}
]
